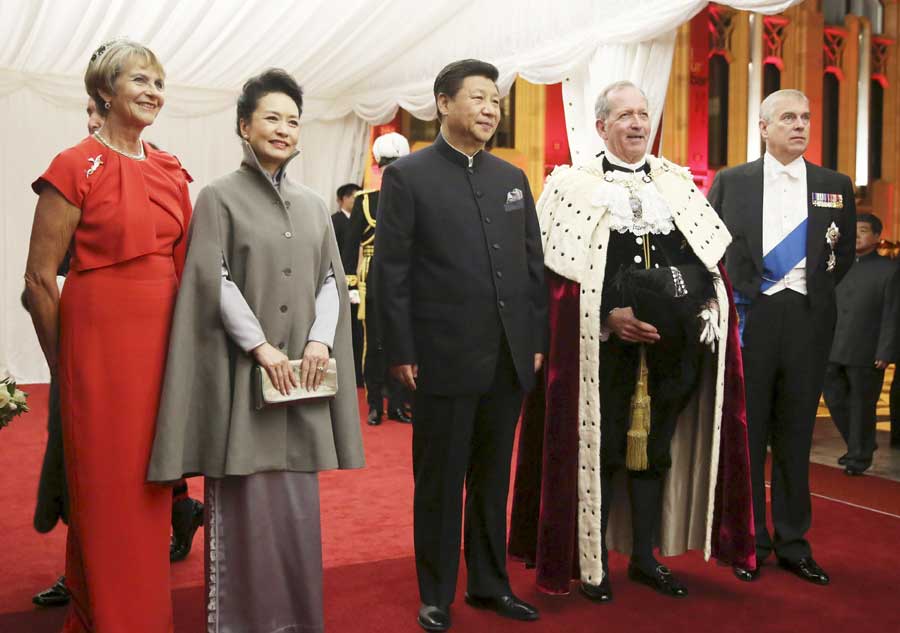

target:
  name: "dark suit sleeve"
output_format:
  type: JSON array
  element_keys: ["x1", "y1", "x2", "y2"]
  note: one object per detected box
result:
[
  {"x1": 707, "y1": 171, "x2": 724, "y2": 217},
  {"x1": 877, "y1": 263, "x2": 900, "y2": 362},
  {"x1": 522, "y1": 172, "x2": 547, "y2": 353},
  {"x1": 373, "y1": 165, "x2": 417, "y2": 366},
  {"x1": 834, "y1": 175, "x2": 857, "y2": 284}
]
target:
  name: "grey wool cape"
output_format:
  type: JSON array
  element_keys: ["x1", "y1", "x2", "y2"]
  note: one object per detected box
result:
[{"x1": 148, "y1": 147, "x2": 365, "y2": 481}]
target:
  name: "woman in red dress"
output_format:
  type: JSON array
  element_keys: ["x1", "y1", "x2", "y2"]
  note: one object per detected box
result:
[{"x1": 24, "y1": 39, "x2": 192, "y2": 633}]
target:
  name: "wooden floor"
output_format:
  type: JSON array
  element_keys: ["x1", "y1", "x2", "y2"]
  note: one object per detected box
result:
[{"x1": 814, "y1": 365, "x2": 900, "y2": 481}]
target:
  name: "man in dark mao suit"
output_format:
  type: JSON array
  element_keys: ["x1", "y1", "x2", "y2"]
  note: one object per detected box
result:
[
  {"x1": 824, "y1": 213, "x2": 899, "y2": 475},
  {"x1": 708, "y1": 89, "x2": 856, "y2": 586},
  {"x1": 374, "y1": 59, "x2": 546, "y2": 632}
]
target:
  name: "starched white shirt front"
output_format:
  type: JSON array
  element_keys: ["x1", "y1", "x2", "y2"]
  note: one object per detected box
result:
[{"x1": 762, "y1": 152, "x2": 808, "y2": 296}]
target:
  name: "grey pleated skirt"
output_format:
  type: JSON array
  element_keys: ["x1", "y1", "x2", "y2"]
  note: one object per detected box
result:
[{"x1": 205, "y1": 471, "x2": 324, "y2": 633}]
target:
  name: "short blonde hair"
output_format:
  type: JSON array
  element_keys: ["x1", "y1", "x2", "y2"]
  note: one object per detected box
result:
[{"x1": 84, "y1": 39, "x2": 165, "y2": 116}]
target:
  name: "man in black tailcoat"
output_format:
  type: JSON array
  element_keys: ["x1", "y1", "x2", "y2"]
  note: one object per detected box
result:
[
  {"x1": 824, "y1": 213, "x2": 899, "y2": 475},
  {"x1": 708, "y1": 89, "x2": 856, "y2": 586},
  {"x1": 374, "y1": 59, "x2": 546, "y2": 631}
]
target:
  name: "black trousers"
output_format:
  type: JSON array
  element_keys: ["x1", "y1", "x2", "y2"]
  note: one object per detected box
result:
[
  {"x1": 351, "y1": 303, "x2": 364, "y2": 387},
  {"x1": 742, "y1": 289, "x2": 832, "y2": 562},
  {"x1": 890, "y1": 372, "x2": 900, "y2": 446},
  {"x1": 823, "y1": 363, "x2": 885, "y2": 470},
  {"x1": 412, "y1": 339, "x2": 523, "y2": 607}
]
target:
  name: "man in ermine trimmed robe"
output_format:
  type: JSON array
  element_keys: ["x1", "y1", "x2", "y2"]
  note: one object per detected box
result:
[{"x1": 508, "y1": 81, "x2": 755, "y2": 602}]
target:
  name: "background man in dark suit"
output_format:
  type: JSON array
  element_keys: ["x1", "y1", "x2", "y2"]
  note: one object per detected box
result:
[
  {"x1": 708, "y1": 89, "x2": 856, "y2": 586},
  {"x1": 824, "y1": 213, "x2": 899, "y2": 475},
  {"x1": 332, "y1": 182, "x2": 361, "y2": 256},
  {"x1": 332, "y1": 182, "x2": 363, "y2": 383},
  {"x1": 374, "y1": 59, "x2": 546, "y2": 632}
]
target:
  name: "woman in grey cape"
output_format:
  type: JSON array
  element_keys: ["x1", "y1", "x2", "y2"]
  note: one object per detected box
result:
[{"x1": 148, "y1": 68, "x2": 365, "y2": 633}]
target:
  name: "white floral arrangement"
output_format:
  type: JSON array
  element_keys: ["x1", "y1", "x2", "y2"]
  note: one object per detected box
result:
[{"x1": 0, "y1": 377, "x2": 29, "y2": 430}]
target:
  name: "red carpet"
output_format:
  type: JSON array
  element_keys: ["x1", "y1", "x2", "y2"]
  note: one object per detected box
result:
[{"x1": 2, "y1": 384, "x2": 900, "y2": 632}]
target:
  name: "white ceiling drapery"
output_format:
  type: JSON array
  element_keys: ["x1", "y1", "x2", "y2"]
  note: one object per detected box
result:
[{"x1": 0, "y1": 0, "x2": 802, "y2": 383}]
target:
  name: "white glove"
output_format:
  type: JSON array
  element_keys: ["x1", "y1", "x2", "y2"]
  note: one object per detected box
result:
[
  {"x1": 348, "y1": 289, "x2": 360, "y2": 305},
  {"x1": 698, "y1": 300, "x2": 720, "y2": 352}
]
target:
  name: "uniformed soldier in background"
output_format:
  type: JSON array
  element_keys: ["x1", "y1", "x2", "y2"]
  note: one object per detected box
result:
[
  {"x1": 343, "y1": 132, "x2": 413, "y2": 425},
  {"x1": 374, "y1": 59, "x2": 546, "y2": 631}
]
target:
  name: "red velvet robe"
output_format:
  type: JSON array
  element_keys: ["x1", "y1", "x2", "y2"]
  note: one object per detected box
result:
[{"x1": 508, "y1": 264, "x2": 756, "y2": 594}]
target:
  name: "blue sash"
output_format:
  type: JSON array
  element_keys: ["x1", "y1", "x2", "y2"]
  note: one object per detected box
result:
[
  {"x1": 732, "y1": 219, "x2": 807, "y2": 347},
  {"x1": 760, "y1": 219, "x2": 807, "y2": 293}
]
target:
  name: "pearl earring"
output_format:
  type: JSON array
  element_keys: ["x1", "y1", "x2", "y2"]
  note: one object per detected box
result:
[{"x1": 104, "y1": 102, "x2": 111, "y2": 110}]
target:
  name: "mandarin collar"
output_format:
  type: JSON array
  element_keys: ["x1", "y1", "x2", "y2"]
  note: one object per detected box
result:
[
  {"x1": 434, "y1": 132, "x2": 485, "y2": 170},
  {"x1": 241, "y1": 140, "x2": 300, "y2": 188},
  {"x1": 856, "y1": 250, "x2": 880, "y2": 263}
]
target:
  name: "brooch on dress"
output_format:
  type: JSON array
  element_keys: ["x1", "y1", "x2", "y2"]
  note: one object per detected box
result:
[
  {"x1": 86, "y1": 155, "x2": 103, "y2": 178},
  {"x1": 825, "y1": 222, "x2": 840, "y2": 272}
]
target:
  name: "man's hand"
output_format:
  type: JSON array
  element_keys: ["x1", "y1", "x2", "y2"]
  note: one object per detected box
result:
[
  {"x1": 875, "y1": 359, "x2": 890, "y2": 370},
  {"x1": 390, "y1": 364, "x2": 418, "y2": 391},
  {"x1": 534, "y1": 353, "x2": 544, "y2": 372},
  {"x1": 605, "y1": 307, "x2": 660, "y2": 344}
]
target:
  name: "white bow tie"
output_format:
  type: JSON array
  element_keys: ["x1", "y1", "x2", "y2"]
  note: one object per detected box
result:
[{"x1": 769, "y1": 160, "x2": 802, "y2": 179}]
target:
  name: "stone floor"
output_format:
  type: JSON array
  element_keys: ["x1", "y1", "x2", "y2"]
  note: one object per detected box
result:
[{"x1": 813, "y1": 365, "x2": 900, "y2": 482}]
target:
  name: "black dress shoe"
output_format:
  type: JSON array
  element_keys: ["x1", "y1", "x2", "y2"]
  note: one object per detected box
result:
[
  {"x1": 579, "y1": 576, "x2": 613, "y2": 602},
  {"x1": 732, "y1": 565, "x2": 761, "y2": 582},
  {"x1": 464, "y1": 593, "x2": 539, "y2": 621},
  {"x1": 387, "y1": 406, "x2": 412, "y2": 423},
  {"x1": 627, "y1": 563, "x2": 688, "y2": 597},
  {"x1": 170, "y1": 498, "x2": 204, "y2": 562},
  {"x1": 417, "y1": 605, "x2": 450, "y2": 631},
  {"x1": 838, "y1": 453, "x2": 848, "y2": 466},
  {"x1": 32, "y1": 576, "x2": 70, "y2": 607},
  {"x1": 367, "y1": 409, "x2": 382, "y2": 426},
  {"x1": 844, "y1": 465, "x2": 866, "y2": 476},
  {"x1": 778, "y1": 557, "x2": 830, "y2": 585}
]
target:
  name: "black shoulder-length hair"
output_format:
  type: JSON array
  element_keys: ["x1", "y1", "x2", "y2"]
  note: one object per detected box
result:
[{"x1": 235, "y1": 68, "x2": 304, "y2": 137}]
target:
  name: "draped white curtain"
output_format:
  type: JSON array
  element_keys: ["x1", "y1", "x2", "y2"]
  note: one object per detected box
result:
[{"x1": 0, "y1": 0, "x2": 802, "y2": 383}]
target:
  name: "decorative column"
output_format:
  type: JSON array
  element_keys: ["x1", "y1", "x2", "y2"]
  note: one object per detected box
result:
[
  {"x1": 870, "y1": 26, "x2": 896, "y2": 234},
  {"x1": 513, "y1": 76, "x2": 547, "y2": 197},
  {"x1": 781, "y1": 3, "x2": 825, "y2": 165},
  {"x1": 726, "y1": 10, "x2": 751, "y2": 167},
  {"x1": 837, "y1": 16, "x2": 862, "y2": 182},
  {"x1": 661, "y1": 21, "x2": 692, "y2": 166}
]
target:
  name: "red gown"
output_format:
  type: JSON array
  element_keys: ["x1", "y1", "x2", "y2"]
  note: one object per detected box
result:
[{"x1": 34, "y1": 136, "x2": 192, "y2": 632}]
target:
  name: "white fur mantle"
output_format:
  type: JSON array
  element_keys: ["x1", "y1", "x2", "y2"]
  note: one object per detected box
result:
[{"x1": 537, "y1": 155, "x2": 733, "y2": 586}]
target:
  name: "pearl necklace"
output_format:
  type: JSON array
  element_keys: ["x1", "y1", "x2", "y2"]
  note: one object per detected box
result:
[{"x1": 92, "y1": 132, "x2": 146, "y2": 160}]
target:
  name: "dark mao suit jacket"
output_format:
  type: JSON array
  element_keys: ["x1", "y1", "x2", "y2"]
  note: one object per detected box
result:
[{"x1": 374, "y1": 134, "x2": 547, "y2": 396}]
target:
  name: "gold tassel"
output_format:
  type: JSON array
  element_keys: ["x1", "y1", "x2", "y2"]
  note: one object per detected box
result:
[
  {"x1": 626, "y1": 345, "x2": 651, "y2": 471},
  {"x1": 625, "y1": 236, "x2": 653, "y2": 471}
]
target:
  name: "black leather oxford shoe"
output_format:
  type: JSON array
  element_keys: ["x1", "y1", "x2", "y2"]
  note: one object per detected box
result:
[
  {"x1": 778, "y1": 557, "x2": 830, "y2": 585},
  {"x1": 733, "y1": 565, "x2": 761, "y2": 582},
  {"x1": 387, "y1": 406, "x2": 412, "y2": 423},
  {"x1": 367, "y1": 409, "x2": 382, "y2": 426},
  {"x1": 417, "y1": 604, "x2": 450, "y2": 631},
  {"x1": 32, "y1": 576, "x2": 70, "y2": 607},
  {"x1": 170, "y1": 498, "x2": 204, "y2": 562},
  {"x1": 628, "y1": 563, "x2": 688, "y2": 597},
  {"x1": 464, "y1": 593, "x2": 539, "y2": 621},
  {"x1": 579, "y1": 576, "x2": 613, "y2": 602}
]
